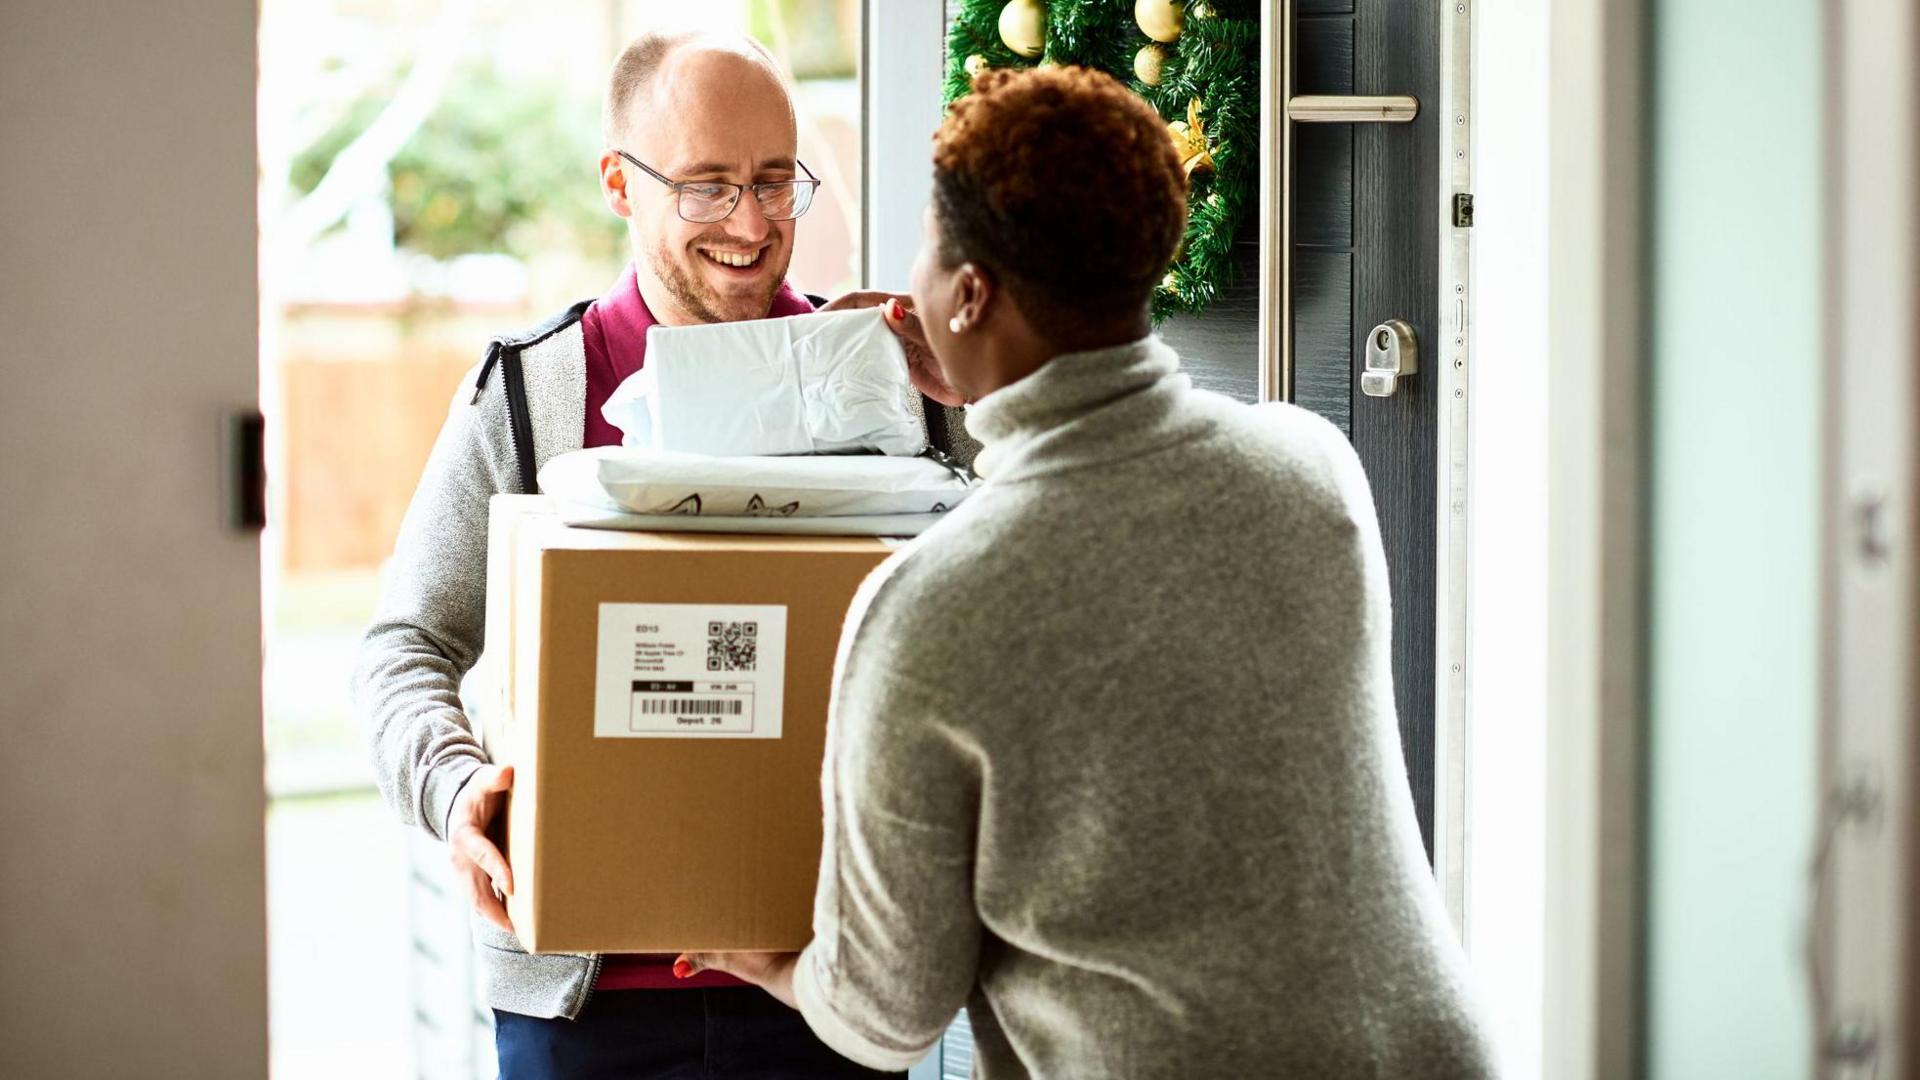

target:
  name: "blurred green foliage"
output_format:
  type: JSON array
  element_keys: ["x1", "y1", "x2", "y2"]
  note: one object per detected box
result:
[
  {"x1": 746, "y1": 0, "x2": 857, "y2": 80},
  {"x1": 290, "y1": 62, "x2": 624, "y2": 261}
]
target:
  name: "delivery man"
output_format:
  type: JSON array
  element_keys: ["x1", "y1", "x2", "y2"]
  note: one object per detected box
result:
[{"x1": 352, "y1": 30, "x2": 958, "y2": 1078}]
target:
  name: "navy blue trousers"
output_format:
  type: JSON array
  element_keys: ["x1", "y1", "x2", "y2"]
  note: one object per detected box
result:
[{"x1": 494, "y1": 988, "x2": 906, "y2": 1080}]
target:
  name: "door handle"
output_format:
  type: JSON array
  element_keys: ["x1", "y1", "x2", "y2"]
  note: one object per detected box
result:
[
  {"x1": 1288, "y1": 95, "x2": 1420, "y2": 124},
  {"x1": 1259, "y1": 0, "x2": 1421, "y2": 403}
]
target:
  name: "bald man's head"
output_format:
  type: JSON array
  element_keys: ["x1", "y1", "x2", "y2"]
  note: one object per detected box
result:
[{"x1": 601, "y1": 31, "x2": 791, "y2": 149}]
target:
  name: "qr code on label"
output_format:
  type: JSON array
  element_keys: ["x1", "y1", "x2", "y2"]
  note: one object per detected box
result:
[{"x1": 707, "y1": 620, "x2": 758, "y2": 671}]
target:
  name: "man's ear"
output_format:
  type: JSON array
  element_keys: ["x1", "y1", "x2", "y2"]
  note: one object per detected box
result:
[{"x1": 599, "y1": 152, "x2": 632, "y2": 219}]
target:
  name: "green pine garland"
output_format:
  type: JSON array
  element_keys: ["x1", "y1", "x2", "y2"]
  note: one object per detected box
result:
[{"x1": 944, "y1": 0, "x2": 1258, "y2": 322}]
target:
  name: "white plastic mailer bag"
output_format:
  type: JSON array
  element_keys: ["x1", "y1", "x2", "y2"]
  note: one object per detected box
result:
[
  {"x1": 539, "y1": 446, "x2": 975, "y2": 520},
  {"x1": 554, "y1": 505, "x2": 947, "y2": 538},
  {"x1": 601, "y1": 307, "x2": 927, "y2": 457}
]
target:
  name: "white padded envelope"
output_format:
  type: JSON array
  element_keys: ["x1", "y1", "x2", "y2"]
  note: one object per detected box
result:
[{"x1": 601, "y1": 307, "x2": 927, "y2": 457}]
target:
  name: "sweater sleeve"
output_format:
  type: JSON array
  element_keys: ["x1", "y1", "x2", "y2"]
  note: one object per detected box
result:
[
  {"x1": 350, "y1": 361, "x2": 509, "y2": 842},
  {"x1": 792, "y1": 627, "x2": 983, "y2": 1071}
]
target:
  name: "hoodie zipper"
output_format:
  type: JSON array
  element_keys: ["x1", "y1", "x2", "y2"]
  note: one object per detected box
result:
[
  {"x1": 488, "y1": 346, "x2": 537, "y2": 495},
  {"x1": 575, "y1": 953, "x2": 604, "y2": 1016},
  {"x1": 470, "y1": 342, "x2": 502, "y2": 405},
  {"x1": 471, "y1": 341, "x2": 535, "y2": 493}
]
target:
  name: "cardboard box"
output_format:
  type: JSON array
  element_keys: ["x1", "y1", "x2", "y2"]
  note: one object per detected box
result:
[{"x1": 482, "y1": 495, "x2": 895, "y2": 954}]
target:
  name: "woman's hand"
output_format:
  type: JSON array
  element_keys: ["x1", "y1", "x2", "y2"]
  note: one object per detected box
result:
[
  {"x1": 674, "y1": 951, "x2": 801, "y2": 1008},
  {"x1": 823, "y1": 290, "x2": 966, "y2": 407}
]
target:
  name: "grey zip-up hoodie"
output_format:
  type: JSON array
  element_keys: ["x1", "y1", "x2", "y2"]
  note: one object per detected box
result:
[{"x1": 352, "y1": 313, "x2": 603, "y2": 1018}]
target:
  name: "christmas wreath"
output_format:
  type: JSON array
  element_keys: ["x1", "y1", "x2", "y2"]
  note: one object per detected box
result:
[{"x1": 944, "y1": 0, "x2": 1259, "y2": 321}]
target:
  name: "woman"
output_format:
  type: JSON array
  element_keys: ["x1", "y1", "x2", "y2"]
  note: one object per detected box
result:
[{"x1": 681, "y1": 67, "x2": 1496, "y2": 1078}]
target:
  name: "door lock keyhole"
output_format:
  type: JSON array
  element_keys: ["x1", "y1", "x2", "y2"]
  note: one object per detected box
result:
[{"x1": 1362, "y1": 320, "x2": 1419, "y2": 398}]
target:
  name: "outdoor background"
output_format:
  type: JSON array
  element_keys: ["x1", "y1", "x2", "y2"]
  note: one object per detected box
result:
[{"x1": 257, "y1": 1, "x2": 861, "y2": 1074}]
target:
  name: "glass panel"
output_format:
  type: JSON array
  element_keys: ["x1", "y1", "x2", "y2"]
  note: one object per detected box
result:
[{"x1": 1643, "y1": 0, "x2": 1822, "y2": 1074}]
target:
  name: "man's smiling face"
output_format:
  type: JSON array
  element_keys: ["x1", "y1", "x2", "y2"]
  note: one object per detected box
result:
[{"x1": 609, "y1": 42, "x2": 799, "y2": 326}]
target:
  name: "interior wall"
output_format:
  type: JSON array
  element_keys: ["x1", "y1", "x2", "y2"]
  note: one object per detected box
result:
[
  {"x1": 0, "y1": 2, "x2": 268, "y2": 1075},
  {"x1": 1642, "y1": 0, "x2": 1822, "y2": 1072},
  {"x1": 1465, "y1": 0, "x2": 1549, "y2": 1073}
]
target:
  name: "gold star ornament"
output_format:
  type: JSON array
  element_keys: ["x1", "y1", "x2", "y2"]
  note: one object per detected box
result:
[{"x1": 1167, "y1": 98, "x2": 1216, "y2": 179}]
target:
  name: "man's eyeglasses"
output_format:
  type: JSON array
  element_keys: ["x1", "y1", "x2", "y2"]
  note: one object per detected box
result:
[{"x1": 615, "y1": 150, "x2": 820, "y2": 224}]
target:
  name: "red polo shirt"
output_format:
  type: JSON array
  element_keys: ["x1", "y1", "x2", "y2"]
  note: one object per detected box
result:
[
  {"x1": 581, "y1": 263, "x2": 818, "y2": 449},
  {"x1": 578, "y1": 264, "x2": 818, "y2": 991}
]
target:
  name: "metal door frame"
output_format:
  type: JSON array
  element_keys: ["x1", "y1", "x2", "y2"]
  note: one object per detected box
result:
[
  {"x1": 860, "y1": 0, "x2": 945, "y2": 293},
  {"x1": 1258, "y1": 0, "x2": 1473, "y2": 932},
  {"x1": 1813, "y1": 0, "x2": 1920, "y2": 1074},
  {"x1": 1542, "y1": 0, "x2": 1648, "y2": 1073}
]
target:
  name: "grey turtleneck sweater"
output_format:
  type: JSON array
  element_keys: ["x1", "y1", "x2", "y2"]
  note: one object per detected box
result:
[{"x1": 790, "y1": 337, "x2": 1497, "y2": 1078}]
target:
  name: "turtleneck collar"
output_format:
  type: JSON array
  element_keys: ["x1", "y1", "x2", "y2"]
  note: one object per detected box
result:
[{"x1": 964, "y1": 335, "x2": 1187, "y2": 481}]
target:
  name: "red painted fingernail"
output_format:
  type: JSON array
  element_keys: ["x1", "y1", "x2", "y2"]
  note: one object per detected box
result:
[
  {"x1": 672, "y1": 959, "x2": 693, "y2": 980},
  {"x1": 887, "y1": 299, "x2": 904, "y2": 320}
]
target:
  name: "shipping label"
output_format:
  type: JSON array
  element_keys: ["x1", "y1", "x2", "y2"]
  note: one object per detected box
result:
[{"x1": 594, "y1": 603, "x2": 788, "y2": 739}]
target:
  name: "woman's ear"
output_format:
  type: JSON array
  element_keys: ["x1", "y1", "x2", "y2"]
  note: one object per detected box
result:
[
  {"x1": 599, "y1": 152, "x2": 632, "y2": 219},
  {"x1": 954, "y1": 263, "x2": 994, "y2": 331}
]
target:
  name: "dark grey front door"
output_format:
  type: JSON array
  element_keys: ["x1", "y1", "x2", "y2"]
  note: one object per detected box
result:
[{"x1": 1169, "y1": 0, "x2": 1443, "y2": 857}]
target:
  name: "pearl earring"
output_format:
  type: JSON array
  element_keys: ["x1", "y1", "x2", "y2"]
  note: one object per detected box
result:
[{"x1": 949, "y1": 316, "x2": 965, "y2": 334}]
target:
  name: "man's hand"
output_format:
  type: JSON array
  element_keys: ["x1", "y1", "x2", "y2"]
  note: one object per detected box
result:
[
  {"x1": 674, "y1": 951, "x2": 801, "y2": 1008},
  {"x1": 823, "y1": 290, "x2": 966, "y2": 407},
  {"x1": 447, "y1": 763, "x2": 515, "y2": 933}
]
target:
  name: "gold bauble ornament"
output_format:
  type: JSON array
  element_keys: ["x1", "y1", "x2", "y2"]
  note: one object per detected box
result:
[
  {"x1": 1038, "y1": 54, "x2": 1062, "y2": 69},
  {"x1": 1135, "y1": 0, "x2": 1185, "y2": 43},
  {"x1": 1133, "y1": 43, "x2": 1170, "y2": 86},
  {"x1": 1168, "y1": 97, "x2": 1216, "y2": 179},
  {"x1": 1160, "y1": 270, "x2": 1180, "y2": 293},
  {"x1": 964, "y1": 53, "x2": 991, "y2": 81},
  {"x1": 1191, "y1": 1, "x2": 1218, "y2": 20},
  {"x1": 998, "y1": 0, "x2": 1047, "y2": 58}
]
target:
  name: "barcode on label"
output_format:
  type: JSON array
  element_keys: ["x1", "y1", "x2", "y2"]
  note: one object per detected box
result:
[{"x1": 637, "y1": 699, "x2": 745, "y2": 716}]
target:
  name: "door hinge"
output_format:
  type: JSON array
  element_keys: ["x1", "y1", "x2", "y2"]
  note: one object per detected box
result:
[
  {"x1": 225, "y1": 409, "x2": 266, "y2": 532},
  {"x1": 1822, "y1": 1011, "x2": 1879, "y2": 1071},
  {"x1": 1452, "y1": 192, "x2": 1475, "y2": 228}
]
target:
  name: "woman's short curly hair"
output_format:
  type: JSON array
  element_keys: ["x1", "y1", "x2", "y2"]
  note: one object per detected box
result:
[{"x1": 932, "y1": 67, "x2": 1188, "y2": 334}]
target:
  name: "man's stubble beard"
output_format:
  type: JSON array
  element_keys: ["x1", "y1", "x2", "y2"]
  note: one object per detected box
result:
[{"x1": 648, "y1": 237, "x2": 788, "y2": 325}]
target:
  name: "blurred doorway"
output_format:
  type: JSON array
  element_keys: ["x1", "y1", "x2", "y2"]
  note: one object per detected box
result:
[{"x1": 256, "y1": 2, "x2": 862, "y2": 1075}]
